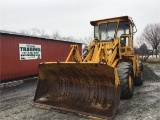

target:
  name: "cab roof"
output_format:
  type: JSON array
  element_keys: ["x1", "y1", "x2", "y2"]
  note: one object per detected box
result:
[{"x1": 90, "y1": 16, "x2": 135, "y2": 26}]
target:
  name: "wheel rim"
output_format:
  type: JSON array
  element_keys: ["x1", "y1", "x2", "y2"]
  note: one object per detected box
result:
[{"x1": 129, "y1": 75, "x2": 133, "y2": 90}]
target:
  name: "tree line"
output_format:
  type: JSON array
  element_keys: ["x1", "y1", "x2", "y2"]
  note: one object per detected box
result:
[
  {"x1": 135, "y1": 23, "x2": 160, "y2": 61},
  {"x1": 18, "y1": 28, "x2": 93, "y2": 45}
]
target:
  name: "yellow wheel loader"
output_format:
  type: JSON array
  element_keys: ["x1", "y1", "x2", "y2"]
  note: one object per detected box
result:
[{"x1": 33, "y1": 16, "x2": 143, "y2": 119}]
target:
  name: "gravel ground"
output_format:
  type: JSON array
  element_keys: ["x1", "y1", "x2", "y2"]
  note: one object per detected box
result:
[{"x1": 0, "y1": 64, "x2": 160, "y2": 120}]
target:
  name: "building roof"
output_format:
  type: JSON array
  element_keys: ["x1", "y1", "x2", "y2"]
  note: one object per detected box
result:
[{"x1": 0, "y1": 30, "x2": 82, "y2": 44}]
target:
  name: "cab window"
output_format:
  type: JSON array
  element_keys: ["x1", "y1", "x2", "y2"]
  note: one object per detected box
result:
[
  {"x1": 99, "y1": 22, "x2": 117, "y2": 41},
  {"x1": 117, "y1": 21, "x2": 129, "y2": 38}
]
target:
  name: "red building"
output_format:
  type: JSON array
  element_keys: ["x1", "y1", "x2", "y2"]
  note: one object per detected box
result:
[{"x1": 0, "y1": 31, "x2": 82, "y2": 81}]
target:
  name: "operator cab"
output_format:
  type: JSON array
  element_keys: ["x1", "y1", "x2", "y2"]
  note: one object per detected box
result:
[{"x1": 91, "y1": 16, "x2": 135, "y2": 46}]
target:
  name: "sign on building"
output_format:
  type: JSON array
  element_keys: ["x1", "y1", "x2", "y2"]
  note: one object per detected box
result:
[{"x1": 19, "y1": 44, "x2": 41, "y2": 60}]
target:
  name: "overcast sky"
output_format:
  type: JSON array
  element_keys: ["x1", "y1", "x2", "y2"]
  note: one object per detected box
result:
[{"x1": 1, "y1": 0, "x2": 160, "y2": 43}]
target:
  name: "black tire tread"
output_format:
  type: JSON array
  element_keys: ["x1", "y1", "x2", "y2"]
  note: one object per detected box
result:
[{"x1": 117, "y1": 62, "x2": 134, "y2": 99}]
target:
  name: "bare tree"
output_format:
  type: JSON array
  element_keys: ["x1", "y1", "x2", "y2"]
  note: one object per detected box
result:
[
  {"x1": 19, "y1": 30, "x2": 30, "y2": 35},
  {"x1": 134, "y1": 43, "x2": 153, "y2": 62},
  {"x1": 40, "y1": 30, "x2": 50, "y2": 38},
  {"x1": 80, "y1": 35, "x2": 93, "y2": 46},
  {"x1": 52, "y1": 31, "x2": 61, "y2": 40},
  {"x1": 30, "y1": 28, "x2": 41, "y2": 36},
  {"x1": 19, "y1": 29, "x2": 80, "y2": 42},
  {"x1": 62, "y1": 36, "x2": 75, "y2": 42},
  {"x1": 139, "y1": 43, "x2": 151, "y2": 61},
  {"x1": 135, "y1": 36, "x2": 153, "y2": 61},
  {"x1": 19, "y1": 29, "x2": 50, "y2": 38},
  {"x1": 141, "y1": 23, "x2": 160, "y2": 58}
]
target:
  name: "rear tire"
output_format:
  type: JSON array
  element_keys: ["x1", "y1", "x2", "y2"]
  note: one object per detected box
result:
[
  {"x1": 134, "y1": 62, "x2": 143, "y2": 86},
  {"x1": 117, "y1": 62, "x2": 134, "y2": 99}
]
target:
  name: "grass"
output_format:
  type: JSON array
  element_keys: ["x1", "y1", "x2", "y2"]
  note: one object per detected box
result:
[
  {"x1": 146, "y1": 57, "x2": 160, "y2": 63},
  {"x1": 143, "y1": 62, "x2": 160, "y2": 68}
]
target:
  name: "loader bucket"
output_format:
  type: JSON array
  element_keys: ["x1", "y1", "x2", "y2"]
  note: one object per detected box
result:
[{"x1": 33, "y1": 62, "x2": 120, "y2": 119}]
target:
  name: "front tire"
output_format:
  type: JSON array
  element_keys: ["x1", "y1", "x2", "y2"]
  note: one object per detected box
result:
[{"x1": 117, "y1": 62, "x2": 134, "y2": 99}]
